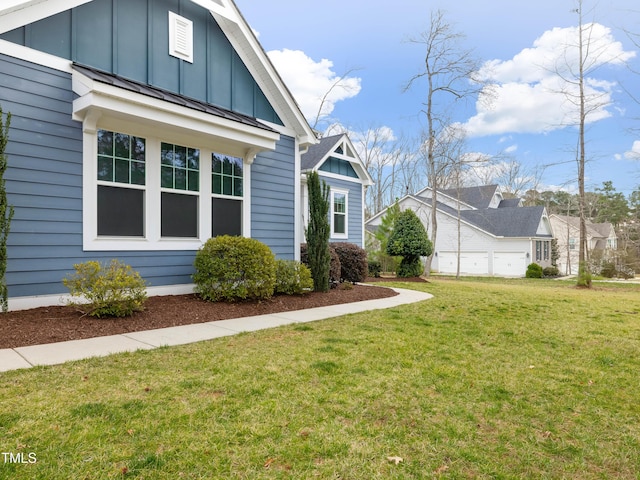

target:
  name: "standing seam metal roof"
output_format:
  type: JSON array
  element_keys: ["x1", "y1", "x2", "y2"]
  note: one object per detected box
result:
[{"x1": 73, "y1": 63, "x2": 277, "y2": 133}]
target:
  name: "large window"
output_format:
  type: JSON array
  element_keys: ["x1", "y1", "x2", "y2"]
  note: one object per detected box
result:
[
  {"x1": 89, "y1": 130, "x2": 250, "y2": 249},
  {"x1": 161, "y1": 142, "x2": 200, "y2": 238},
  {"x1": 331, "y1": 189, "x2": 348, "y2": 239},
  {"x1": 96, "y1": 130, "x2": 146, "y2": 236}
]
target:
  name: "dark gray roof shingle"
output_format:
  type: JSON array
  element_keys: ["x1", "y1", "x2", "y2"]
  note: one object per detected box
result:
[
  {"x1": 301, "y1": 134, "x2": 343, "y2": 170},
  {"x1": 439, "y1": 184, "x2": 499, "y2": 209}
]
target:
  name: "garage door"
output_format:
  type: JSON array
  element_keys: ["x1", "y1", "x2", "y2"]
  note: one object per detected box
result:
[
  {"x1": 437, "y1": 251, "x2": 488, "y2": 275},
  {"x1": 493, "y1": 252, "x2": 526, "y2": 277}
]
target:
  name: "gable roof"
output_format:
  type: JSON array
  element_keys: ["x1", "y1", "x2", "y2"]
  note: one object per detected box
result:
[
  {"x1": 0, "y1": 0, "x2": 317, "y2": 146},
  {"x1": 550, "y1": 215, "x2": 616, "y2": 240},
  {"x1": 301, "y1": 133, "x2": 373, "y2": 185},
  {"x1": 438, "y1": 185, "x2": 500, "y2": 209},
  {"x1": 368, "y1": 190, "x2": 550, "y2": 240},
  {"x1": 301, "y1": 134, "x2": 343, "y2": 171},
  {"x1": 460, "y1": 206, "x2": 549, "y2": 238}
]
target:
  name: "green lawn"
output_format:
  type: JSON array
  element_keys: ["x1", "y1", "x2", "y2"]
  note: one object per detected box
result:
[{"x1": 1, "y1": 278, "x2": 640, "y2": 479}]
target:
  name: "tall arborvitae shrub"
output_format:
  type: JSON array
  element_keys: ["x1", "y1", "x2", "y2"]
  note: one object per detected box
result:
[
  {"x1": 306, "y1": 171, "x2": 331, "y2": 292},
  {"x1": 0, "y1": 107, "x2": 13, "y2": 312}
]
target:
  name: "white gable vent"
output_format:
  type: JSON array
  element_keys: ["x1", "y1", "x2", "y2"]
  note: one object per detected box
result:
[{"x1": 169, "y1": 11, "x2": 193, "y2": 63}]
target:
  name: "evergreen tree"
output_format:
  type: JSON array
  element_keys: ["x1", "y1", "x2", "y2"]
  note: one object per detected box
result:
[
  {"x1": 386, "y1": 209, "x2": 432, "y2": 277},
  {"x1": 305, "y1": 171, "x2": 330, "y2": 292},
  {"x1": 0, "y1": 107, "x2": 13, "y2": 312},
  {"x1": 373, "y1": 200, "x2": 401, "y2": 272}
]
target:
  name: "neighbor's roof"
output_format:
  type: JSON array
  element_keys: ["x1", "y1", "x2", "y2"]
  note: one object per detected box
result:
[
  {"x1": 438, "y1": 185, "x2": 499, "y2": 209},
  {"x1": 460, "y1": 206, "x2": 550, "y2": 238},
  {"x1": 407, "y1": 195, "x2": 550, "y2": 238}
]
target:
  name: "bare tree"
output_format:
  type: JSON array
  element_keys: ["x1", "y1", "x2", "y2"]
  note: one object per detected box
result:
[
  {"x1": 404, "y1": 9, "x2": 481, "y2": 276},
  {"x1": 553, "y1": 1, "x2": 633, "y2": 285}
]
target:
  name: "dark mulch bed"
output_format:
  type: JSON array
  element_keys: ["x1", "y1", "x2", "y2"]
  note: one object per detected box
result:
[{"x1": 0, "y1": 284, "x2": 398, "y2": 349}]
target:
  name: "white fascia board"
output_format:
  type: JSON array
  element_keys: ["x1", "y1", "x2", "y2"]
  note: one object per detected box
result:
[
  {"x1": 342, "y1": 135, "x2": 374, "y2": 185},
  {"x1": 207, "y1": 0, "x2": 316, "y2": 147},
  {"x1": 0, "y1": 38, "x2": 71, "y2": 72},
  {"x1": 0, "y1": 0, "x2": 92, "y2": 34}
]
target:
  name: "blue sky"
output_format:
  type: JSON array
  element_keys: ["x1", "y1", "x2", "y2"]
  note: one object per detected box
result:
[{"x1": 235, "y1": 0, "x2": 640, "y2": 197}]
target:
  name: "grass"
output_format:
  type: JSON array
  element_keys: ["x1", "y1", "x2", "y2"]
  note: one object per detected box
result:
[{"x1": 1, "y1": 278, "x2": 640, "y2": 479}]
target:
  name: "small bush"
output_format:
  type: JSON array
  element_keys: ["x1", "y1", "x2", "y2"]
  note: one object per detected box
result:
[
  {"x1": 543, "y1": 266, "x2": 559, "y2": 277},
  {"x1": 368, "y1": 260, "x2": 382, "y2": 278},
  {"x1": 193, "y1": 236, "x2": 276, "y2": 302},
  {"x1": 301, "y1": 243, "x2": 341, "y2": 288},
  {"x1": 600, "y1": 262, "x2": 616, "y2": 278},
  {"x1": 332, "y1": 242, "x2": 368, "y2": 283},
  {"x1": 63, "y1": 260, "x2": 147, "y2": 318},
  {"x1": 525, "y1": 263, "x2": 543, "y2": 279},
  {"x1": 275, "y1": 260, "x2": 313, "y2": 295}
]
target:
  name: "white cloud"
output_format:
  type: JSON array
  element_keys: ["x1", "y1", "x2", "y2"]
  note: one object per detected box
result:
[
  {"x1": 624, "y1": 140, "x2": 640, "y2": 160},
  {"x1": 464, "y1": 23, "x2": 636, "y2": 137},
  {"x1": 266, "y1": 49, "x2": 361, "y2": 123},
  {"x1": 504, "y1": 144, "x2": 518, "y2": 154}
]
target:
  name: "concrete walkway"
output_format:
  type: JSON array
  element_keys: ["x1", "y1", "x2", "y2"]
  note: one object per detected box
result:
[{"x1": 0, "y1": 286, "x2": 432, "y2": 373}]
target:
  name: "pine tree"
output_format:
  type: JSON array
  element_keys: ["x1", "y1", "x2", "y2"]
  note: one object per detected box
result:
[
  {"x1": 0, "y1": 107, "x2": 13, "y2": 312},
  {"x1": 305, "y1": 171, "x2": 330, "y2": 292}
]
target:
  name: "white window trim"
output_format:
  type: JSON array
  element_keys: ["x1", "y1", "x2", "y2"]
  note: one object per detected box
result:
[
  {"x1": 80, "y1": 118, "x2": 256, "y2": 251},
  {"x1": 330, "y1": 188, "x2": 349, "y2": 240},
  {"x1": 73, "y1": 69, "x2": 278, "y2": 251}
]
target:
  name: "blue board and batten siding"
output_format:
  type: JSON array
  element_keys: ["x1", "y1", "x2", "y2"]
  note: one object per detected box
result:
[
  {"x1": 0, "y1": 53, "x2": 296, "y2": 297},
  {"x1": 321, "y1": 175, "x2": 363, "y2": 247},
  {"x1": 0, "y1": 0, "x2": 281, "y2": 124}
]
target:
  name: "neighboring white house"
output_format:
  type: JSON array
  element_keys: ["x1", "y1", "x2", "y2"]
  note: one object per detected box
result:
[
  {"x1": 549, "y1": 215, "x2": 618, "y2": 275},
  {"x1": 366, "y1": 184, "x2": 554, "y2": 277}
]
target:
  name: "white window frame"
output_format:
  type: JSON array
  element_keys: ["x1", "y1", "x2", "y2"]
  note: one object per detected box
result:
[
  {"x1": 73, "y1": 69, "x2": 279, "y2": 251},
  {"x1": 330, "y1": 188, "x2": 349, "y2": 240}
]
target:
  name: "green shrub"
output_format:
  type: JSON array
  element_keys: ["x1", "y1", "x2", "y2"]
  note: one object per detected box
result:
[
  {"x1": 193, "y1": 236, "x2": 276, "y2": 302},
  {"x1": 543, "y1": 266, "x2": 559, "y2": 277},
  {"x1": 275, "y1": 260, "x2": 313, "y2": 295},
  {"x1": 368, "y1": 260, "x2": 382, "y2": 278},
  {"x1": 63, "y1": 260, "x2": 147, "y2": 318},
  {"x1": 525, "y1": 263, "x2": 543, "y2": 278},
  {"x1": 386, "y1": 209, "x2": 432, "y2": 278},
  {"x1": 301, "y1": 243, "x2": 341, "y2": 288},
  {"x1": 577, "y1": 261, "x2": 592, "y2": 287},
  {"x1": 600, "y1": 262, "x2": 616, "y2": 278},
  {"x1": 305, "y1": 171, "x2": 331, "y2": 292},
  {"x1": 332, "y1": 242, "x2": 368, "y2": 283}
]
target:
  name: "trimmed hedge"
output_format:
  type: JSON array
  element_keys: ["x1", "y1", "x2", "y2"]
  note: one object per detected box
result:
[
  {"x1": 275, "y1": 260, "x2": 313, "y2": 295},
  {"x1": 526, "y1": 263, "x2": 543, "y2": 278},
  {"x1": 193, "y1": 236, "x2": 276, "y2": 302},
  {"x1": 331, "y1": 242, "x2": 368, "y2": 283}
]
